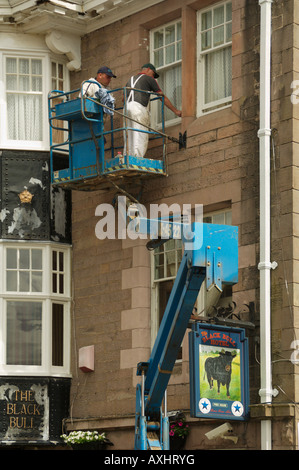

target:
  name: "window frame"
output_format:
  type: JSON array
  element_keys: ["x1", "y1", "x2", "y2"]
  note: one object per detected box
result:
[
  {"x1": 0, "y1": 50, "x2": 69, "y2": 151},
  {"x1": 6, "y1": 246, "x2": 44, "y2": 294},
  {"x1": 197, "y1": 1, "x2": 232, "y2": 116},
  {"x1": 0, "y1": 242, "x2": 71, "y2": 377},
  {"x1": 3, "y1": 53, "x2": 46, "y2": 150},
  {"x1": 150, "y1": 19, "x2": 182, "y2": 128}
]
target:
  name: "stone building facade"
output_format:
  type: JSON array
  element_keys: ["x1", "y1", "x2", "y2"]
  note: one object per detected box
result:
[
  {"x1": 0, "y1": 0, "x2": 298, "y2": 451},
  {"x1": 65, "y1": 0, "x2": 299, "y2": 451}
]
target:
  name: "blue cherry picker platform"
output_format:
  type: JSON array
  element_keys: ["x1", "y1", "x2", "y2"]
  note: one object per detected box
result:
[
  {"x1": 48, "y1": 82, "x2": 185, "y2": 194},
  {"x1": 132, "y1": 217, "x2": 242, "y2": 450}
]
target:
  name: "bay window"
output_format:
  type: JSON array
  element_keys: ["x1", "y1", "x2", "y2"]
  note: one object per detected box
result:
[
  {"x1": 0, "y1": 243, "x2": 71, "y2": 377},
  {"x1": 0, "y1": 51, "x2": 69, "y2": 150}
]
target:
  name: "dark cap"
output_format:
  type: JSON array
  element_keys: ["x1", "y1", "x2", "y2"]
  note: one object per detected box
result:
[
  {"x1": 97, "y1": 66, "x2": 116, "y2": 78},
  {"x1": 142, "y1": 63, "x2": 159, "y2": 78}
]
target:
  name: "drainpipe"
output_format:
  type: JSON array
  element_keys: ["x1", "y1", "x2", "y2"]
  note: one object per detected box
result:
[{"x1": 258, "y1": 0, "x2": 277, "y2": 451}]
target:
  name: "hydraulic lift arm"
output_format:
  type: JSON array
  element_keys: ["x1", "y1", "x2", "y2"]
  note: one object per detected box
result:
[{"x1": 134, "y1": 220, "x2": 238, "y2": 450}]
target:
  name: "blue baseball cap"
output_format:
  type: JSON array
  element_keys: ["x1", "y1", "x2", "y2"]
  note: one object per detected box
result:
[{"x1": 97, "y1": 66, "x2": 116, "y2": 78}]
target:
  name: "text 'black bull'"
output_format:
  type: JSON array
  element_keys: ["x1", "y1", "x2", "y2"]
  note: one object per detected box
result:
[{"x1": 204, "y1": 350, "x2": 237, "y2": 398}]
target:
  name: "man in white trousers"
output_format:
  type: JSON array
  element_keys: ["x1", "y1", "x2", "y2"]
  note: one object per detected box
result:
[{"x1": 124, "y1": 64, "x2": 181, "y2": 158}]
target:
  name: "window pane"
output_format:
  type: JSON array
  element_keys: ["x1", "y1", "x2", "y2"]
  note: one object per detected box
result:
[
  {"x1": 32, "y1": 76, "x2": 42, "y2": 92},
  {"x1": 214, "y1": 6, "x2": 224, "y2": 26},
  {"x1": 226, "y1": 2, "x2": 232, "y2": 21},
  {"x1": 7, "y1": 58, "x2": 17, "y2": 73},
  {"x1": 202, "y1": 11, "x2": 212, "y2": 30},
  {"x1": 59, "y1": 251, "x2": 64, "y2": 271},
  {"x1": 59, "y1": 274, "x2": 64, "y2": 294},
  {"x1": 32, "y1": 59, "x2": 42, "y2": 75},
  {"x1": 154, "y1": 30, "x2": 164, "y2": 48},
  {"x1": 53, "y1": 273, "x2": 57, "y2": 293},
  {"x1": 32, "y1": 249, "x2": 42, "y2": 269},
  {"x1": 214, "y1": 25, "x2": 224, "y2": 46},
  {"x1": 212, "y1": 212, "x2": 226, "y2": 225},
  {"x1": 7, "y1": 94, "x2": 43, "y2": 141},
  {"x1": 19, "y1": 75, "x2": 30, "y2": 92},
  {"x1": 204, "y1": 46, "x2": 232, "y2": 104},
  {"x1": 52, "y1": 251, "x2": 57, "y2": 271},
  {"x1": 226, "y1": 22, "x2": 232, "y2": 42},
  {"x1": 6, "y1": 301, "x2": 42, "y2": 366},
  {"x1": 58, "y1": 63, "x2": 64, "y2": 79},
  {"x1": 19, "y1": 58, "x2": 29, "y2": 75},
  {"x1": 51, "y1": 61, "x2": 56, "y2": 77},
  {"x1": 20, "y1": 271, "x2": 30, "y2": 291},
  {"x1": 201, "y1": 31, "x2": 211, "y2": 50},
  {"x1": 6, "y1": 75, "x2": 17, "y2": 91},
  {"x1": 7, "y1": 271, "x2": 17, "y2": 291},
  {"x1": 20, "y1": 249, "x2": 30, "y2": 269},
  {"x1": 177, "y1": 41, "x2": 182, "y2": 60},
  {"x1": 165, "y1": 24, "x2": 175, "y2": 45},
  {"x1": 157, "y1": 64, "x2": 182, "y2": 122},
  {"x1": 154, "y1": 49, "x2": 164, "y2": 67},
  {"x1": 32, "y1": 271, "x2": 42, "y2": 292},
  {"x1": 7, "y1": 248, "x2": 17, "y2": 269},
  {"x1": 52, "y1": 303, "x2": 64, "y2": 366},
  {"x1": 177, "y1": 22, "x2": 182, "y2": 40},
  {"x1": 165, "y1": 44, "x2": 175, "y2": 64}
]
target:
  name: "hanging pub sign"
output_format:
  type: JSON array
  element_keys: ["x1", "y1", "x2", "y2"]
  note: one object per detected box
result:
[{"x1": 189, "y1": 323, "x2": 249, "y2": 421}]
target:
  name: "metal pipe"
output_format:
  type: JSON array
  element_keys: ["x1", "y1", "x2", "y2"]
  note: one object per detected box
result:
[{"x1": 258, "y1": 0, "x2": 273, "y2": 451}]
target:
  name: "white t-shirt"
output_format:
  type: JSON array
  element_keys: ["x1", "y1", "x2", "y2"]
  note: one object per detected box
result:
[{"x1": 80, "y1": 78, "x2": 101, "y2": 97}]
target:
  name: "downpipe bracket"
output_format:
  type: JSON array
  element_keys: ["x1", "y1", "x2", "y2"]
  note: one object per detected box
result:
[
  {"x1": 259, "y1": 388, "x2": 279, "y2": 399},
  {"x1": 258, "y1": 261, "x2": 278, "y2": 271}
]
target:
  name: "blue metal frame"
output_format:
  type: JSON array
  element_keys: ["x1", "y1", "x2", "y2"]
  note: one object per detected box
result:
[
  {"x1": 48, "y1": 83, "x2": 167, "y2": 189},
  {"x1": 134, "y1": 221, "x2": 239, "y2": 450}
]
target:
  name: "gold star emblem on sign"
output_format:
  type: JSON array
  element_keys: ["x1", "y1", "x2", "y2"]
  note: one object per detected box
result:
[{"x1": 19, "y1": 189, "x2": 34, "y2": 204}]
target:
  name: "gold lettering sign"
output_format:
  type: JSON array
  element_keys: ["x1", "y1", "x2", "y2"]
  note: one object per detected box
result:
[{"x1": 6, "y1": 389, "x2": 41, "y2": 430}]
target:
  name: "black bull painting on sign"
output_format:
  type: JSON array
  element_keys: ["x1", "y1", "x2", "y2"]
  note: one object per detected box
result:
[{"x1": 204, "y1": 350, "x2": 237, "y2": 398}]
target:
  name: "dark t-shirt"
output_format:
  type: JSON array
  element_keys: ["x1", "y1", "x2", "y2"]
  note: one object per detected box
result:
[{"x1": 126, "y1": 73, "x2": 161, "y2": 107}]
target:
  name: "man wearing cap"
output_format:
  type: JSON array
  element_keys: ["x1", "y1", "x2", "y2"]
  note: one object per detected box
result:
[
  {"x1": 124, "y1": 63, "x2": 181, "y2": 158},
  {"x1": 81, "y1": 66, "x2": 116, "y2": 97}
]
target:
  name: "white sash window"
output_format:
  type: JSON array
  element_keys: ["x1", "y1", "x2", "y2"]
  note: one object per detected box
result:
[
  {"x1": 0, "y1": 243, "x2": 71, "y2": 377},
  {"x1": 6, "y1": 57, "x2": 43, "y2": 142},
  {"x1": 150, "y1": 20, "x2": 182, "y2": 126},
  {"x1": 198, "y1": 2, "x2": 232, "y2": 114}
]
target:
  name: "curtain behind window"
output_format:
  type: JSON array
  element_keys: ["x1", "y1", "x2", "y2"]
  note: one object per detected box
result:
[
  {"x1": 157, "y1": 65, "x2": 182, "y2": 123},
  {"x1": 204, "y1": 46, "x2": 232, "y2": 105},
  {"x1": 6, "y1": 301, "x2": 42, "y2": 366},
  {"x1": 6, "y1": 57, "x2": 43, "y2": 141}
]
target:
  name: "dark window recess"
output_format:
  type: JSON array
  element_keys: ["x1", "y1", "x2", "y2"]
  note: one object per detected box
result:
[{"x1": 52, "y1": 303, "x2": 64, "y2": 367}]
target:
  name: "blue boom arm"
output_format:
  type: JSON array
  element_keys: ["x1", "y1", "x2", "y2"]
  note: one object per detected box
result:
[{"x1": 134, "y1": 221, "x2": 238, "y2": 450}]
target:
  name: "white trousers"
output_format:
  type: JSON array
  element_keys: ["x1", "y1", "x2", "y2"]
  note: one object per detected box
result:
[{"x1": 124, "y1": 101, "x2": 150, "y2": 158}]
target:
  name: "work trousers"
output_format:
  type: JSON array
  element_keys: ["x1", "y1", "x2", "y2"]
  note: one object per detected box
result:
[{"x1": 124, "y1": 101, "x2": 150, "y2": 158}]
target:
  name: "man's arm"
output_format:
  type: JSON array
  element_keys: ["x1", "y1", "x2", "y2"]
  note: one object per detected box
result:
[{"x1": 158, "y1": 92, "x2": 182, "y2": 117}]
